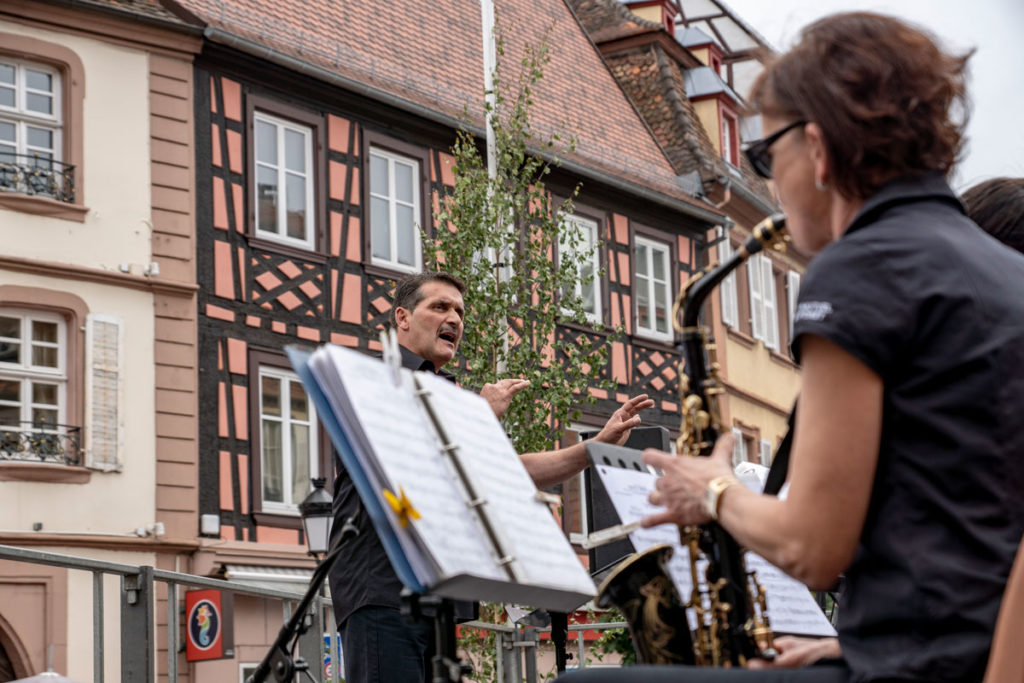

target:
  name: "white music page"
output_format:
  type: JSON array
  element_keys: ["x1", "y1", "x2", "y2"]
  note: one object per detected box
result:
[
  {"x1": 594, "y1": 464, "x2": 836, "y2": 637},
  {"x1": 312, "y1": 346, "x2": 504, "y2": 587},
  {"x1": 415, "y1": 370, "x2": 596, "y2": 600}
]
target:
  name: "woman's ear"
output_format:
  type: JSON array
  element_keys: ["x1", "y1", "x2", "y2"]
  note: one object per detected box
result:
[{"x1": 804, "y1": 122, "x2": 831, "y2": 190}]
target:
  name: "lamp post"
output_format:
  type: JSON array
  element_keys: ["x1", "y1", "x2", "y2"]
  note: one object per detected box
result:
[
  {"x1": 249, "y1": 482, "x2": 361, "y2": 682},
  {"x1": 299, "y1": 477, "x2": 333, "y2": 558}
]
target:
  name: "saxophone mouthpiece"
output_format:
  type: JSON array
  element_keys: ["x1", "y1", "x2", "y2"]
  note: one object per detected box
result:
[{"x1": 743, "y1": 213, "x2": 788, "y2": 256}]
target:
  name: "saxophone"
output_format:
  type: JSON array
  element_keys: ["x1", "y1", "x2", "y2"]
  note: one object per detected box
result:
[{"x1": 596, "y1": 213, "x2": 787, "y2": 667}]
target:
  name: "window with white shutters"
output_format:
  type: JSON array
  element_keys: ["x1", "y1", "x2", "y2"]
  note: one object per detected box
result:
[
  {"x1": 787, "y1": 271, "x2": 802, "y2": 340},
  {"x1": 717, "y1": 227, "x2": 738, "y2": 328},
  {"x1": 85, "y1": 313, "x2": 122, "y2": 469},
  {"x1": 747, "y1": 254, "x2": 764, "y2": 341},
  {"x1": 762, "y1": 255, "x2": 779, "y2": 351},
  {"x1": 747, "y1": 254, "x2": 780, "y2": 350},
  {"x1": 759, "y1": 438, "x2": 773, "y2": 468},
  {"x1": 731, "y1": 427, "x2": 746, "y2": 468}
]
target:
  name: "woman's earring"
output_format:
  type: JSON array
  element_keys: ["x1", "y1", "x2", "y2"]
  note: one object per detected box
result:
[{"x1": 815, "y1": 179, "x2": 828, "y2": 191}]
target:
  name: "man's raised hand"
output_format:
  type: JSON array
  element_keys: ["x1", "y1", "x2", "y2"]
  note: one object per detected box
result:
[
  {"x1": 479, "y1": 378, "x2": 531, "y2": 419},
  {"x1": 593, "y1": 394, "x2": 655, "y2": 445}
]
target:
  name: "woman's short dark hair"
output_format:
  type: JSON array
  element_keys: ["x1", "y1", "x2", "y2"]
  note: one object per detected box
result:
[
  {"x1": 749, "y1": 12, "x2": 973, "y2": 200},
  {"x1": 962, "y1": 177, "x2": 1024, "y2": 255},
  {"x1": 390, "y1": 271, "x2": 466, "y2": 327}
]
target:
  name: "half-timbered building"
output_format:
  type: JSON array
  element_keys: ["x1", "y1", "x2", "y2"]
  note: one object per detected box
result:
[{"x1": 162, "y1": 0, "x2": 729, "y2": 675}]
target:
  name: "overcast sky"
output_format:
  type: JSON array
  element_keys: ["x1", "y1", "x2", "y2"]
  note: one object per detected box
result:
[{"x1": 718, "y1": 0, "x2": 1024, "y2": 191}]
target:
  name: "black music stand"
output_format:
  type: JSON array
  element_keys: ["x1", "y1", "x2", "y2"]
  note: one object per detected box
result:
[{"x1": 581, "y1": 427, "x2": 670, "y2": 579}]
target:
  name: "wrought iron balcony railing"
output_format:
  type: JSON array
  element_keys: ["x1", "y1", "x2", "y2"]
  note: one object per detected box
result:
[
  {"x1": 0, "y1": 422, "x2": 82, "y2": 466},
  {"x1": 0, "y1": 153, "x2": 76, "y2": 203}
]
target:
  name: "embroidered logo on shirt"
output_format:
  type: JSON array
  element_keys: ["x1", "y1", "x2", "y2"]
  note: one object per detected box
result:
[{"x1": 794, "y1": 301, "x2": 833, "y2": 323}]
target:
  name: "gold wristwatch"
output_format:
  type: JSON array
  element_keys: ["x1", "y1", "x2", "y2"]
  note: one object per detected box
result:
[{"x1": 705, "y1": 475, "x2": 740, "y2": 521}]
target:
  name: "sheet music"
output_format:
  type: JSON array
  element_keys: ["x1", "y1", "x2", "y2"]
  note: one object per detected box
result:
[
  {"x1": 415, "y1": 371, "x2": 596, "y2": 598},
  {"x1": 594, "y1": 464, "x2": 836, "y2": 637},
  {"x1": 311, "y1": 345, "x2": 504, "y2": 586}
]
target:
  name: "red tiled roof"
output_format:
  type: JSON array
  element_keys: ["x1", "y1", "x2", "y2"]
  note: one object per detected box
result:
[
  {"x1": 565, "y1": 0, "x2": 660, "y2": 43},
  {"x1": 49, "y1": 0, "x2": 193, "y2": 25},
  {"x1": 570, "y1": 0, "x2": 773, "y2": 205},
  {"x1": 169, "y1": 0, "x2": 720, "y2": 219}
]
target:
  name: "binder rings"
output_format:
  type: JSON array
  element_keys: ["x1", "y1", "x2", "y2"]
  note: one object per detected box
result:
[{"x1": 288, "y1": 337, "x2": 596, "y2": 612}]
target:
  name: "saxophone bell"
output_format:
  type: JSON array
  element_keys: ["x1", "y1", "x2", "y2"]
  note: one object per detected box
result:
[{"x1": 595, "y1": 544, "x2": 696, "y2": 665}]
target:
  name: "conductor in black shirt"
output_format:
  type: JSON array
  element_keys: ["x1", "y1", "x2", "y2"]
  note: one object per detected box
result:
[{"x1": 330, "y1": 270, "x2": 653, "y2": 683}]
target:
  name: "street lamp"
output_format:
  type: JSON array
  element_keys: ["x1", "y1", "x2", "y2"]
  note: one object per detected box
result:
[
  {"x1": 249, "y1": 479, "x2": 359, "y2": 682},
  {"x1": 298, "y1": 477, "x2": 333, "y2": 557}
]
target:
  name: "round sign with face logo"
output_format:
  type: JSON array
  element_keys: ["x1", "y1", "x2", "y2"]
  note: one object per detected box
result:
[{"x1": 187, "y1": 598, "x2": 221, "y2": 651}]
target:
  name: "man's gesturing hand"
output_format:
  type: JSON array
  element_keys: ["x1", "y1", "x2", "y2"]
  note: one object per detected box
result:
[
  {"x1": 480, "y1": 378, "x2": 531, "y2": 419},
  {"x1": 593, "y1": 394, "x2": 655, "y2": 445}
]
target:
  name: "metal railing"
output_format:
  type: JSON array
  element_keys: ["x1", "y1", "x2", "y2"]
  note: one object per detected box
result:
[
  {"x1": 459, "y1": 618, "x2": 628, "y2": 682},
  {"x1": 0, "y1": 544, "x2": 334, "y2": 683},
  {"x1": 0, "y1": 423, "x2": 82, "y2": 465},
  {"x1": 0, "y1": 543, "x2": 625, "y2": 682},
  {"x1": 0, "y1": 154, "x2": 76, "y2": 202}
]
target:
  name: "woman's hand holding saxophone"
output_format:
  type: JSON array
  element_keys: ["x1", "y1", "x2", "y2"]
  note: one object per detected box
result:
[{"x1": 641, "y1": 432, "x2": 738, "y2": 528}]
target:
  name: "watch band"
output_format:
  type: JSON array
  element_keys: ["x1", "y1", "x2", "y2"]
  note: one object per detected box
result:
[{"x1": 705, "y1": 474, "x2": 740, "y2": 521}]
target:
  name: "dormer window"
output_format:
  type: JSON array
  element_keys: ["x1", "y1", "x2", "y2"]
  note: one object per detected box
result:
[{"x1": 721, "y1": 108, "x2": 740, "y2": 166}]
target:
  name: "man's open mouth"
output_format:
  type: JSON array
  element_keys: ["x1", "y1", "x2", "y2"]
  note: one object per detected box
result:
[{"x1": 439, "y1": 330, "x2": 458, "y2": 345}]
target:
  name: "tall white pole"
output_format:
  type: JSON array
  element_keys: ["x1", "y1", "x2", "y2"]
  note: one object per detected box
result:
[
  {"x1": 480, "y1": 0, "x2": 498, "y2": 185},
  {"x1": 479, "y1": 0, "x2": 508, "y2": 374}
]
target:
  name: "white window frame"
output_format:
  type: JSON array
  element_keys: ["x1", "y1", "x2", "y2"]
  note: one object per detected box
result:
[
  {"x1": 369, "y1": 146, "x2": 422, "y2": 273},
  {"x1": 258, "y1": 366, "x2": 318, "y2": 513},
  {"x1": 759, "y1": 438, "x2": 773, "y2": 468},
  {"x1": 559, "y1": 214, "x2": 603, "y2": 324},
  {"x1": 787, "y1": 270, "x2": 802, "y2": 341},
  {"x1": 747, "y1": 253, "x2": 779, "y2": 351},
  {"x1": 0, "y1": 309, "x2": 66, "y2": 433},
  {"x1": 253, "y1": 111, "x2": 316, "y2": 250},
  {"x1": 721, "y1": 113, "x2": 735, "y2": 165},
  {"x1": 730, "y1": 427, "x2": 747, "y2": 468},
  {"x1": 717, "y1": 226, "x2": 738, "y2": 328},
  {"x1": 0, "y1": 58, "x2": 62, "y2": 167},
  {"x1": 634, "y1": 235, "x2": 673, "y2": 342}
]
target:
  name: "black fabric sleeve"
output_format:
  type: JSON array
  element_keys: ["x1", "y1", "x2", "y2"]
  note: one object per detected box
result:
[{"x1": 791, "y1": 237, "x2": 916, "y2": 378}]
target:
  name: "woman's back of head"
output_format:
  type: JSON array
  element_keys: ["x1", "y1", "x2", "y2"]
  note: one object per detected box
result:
[
  {"x1": 962, "y1": 177, "x2": 1024, "y2": 255},
  {"x1": 749, "y1": 12, "x2": 972, "y2": 201}
]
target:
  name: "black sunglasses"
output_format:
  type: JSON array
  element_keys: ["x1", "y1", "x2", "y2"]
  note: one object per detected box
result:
[{"x1": 743, "y1": 120, "x2": 807, "y2": 179}]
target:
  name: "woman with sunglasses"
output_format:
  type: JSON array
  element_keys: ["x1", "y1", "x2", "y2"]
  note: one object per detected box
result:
[{"x1": 560, "y1": 11, "x2": 1024, "y2": 683}]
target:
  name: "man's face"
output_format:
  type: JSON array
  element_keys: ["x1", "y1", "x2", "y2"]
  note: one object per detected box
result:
[{"x1": 394, "y1": 281, "x2": 465, "y2": 369}]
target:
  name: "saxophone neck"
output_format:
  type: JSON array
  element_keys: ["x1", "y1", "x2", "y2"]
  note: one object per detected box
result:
[{"x1": 673, "y1": 213, "x2": 788, "y2": 334}]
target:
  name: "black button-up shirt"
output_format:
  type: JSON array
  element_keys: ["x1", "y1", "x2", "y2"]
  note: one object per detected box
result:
[
  {"x1": 327, "y1": 345, "x2": 456, "y2": 624},
  {"x1": 793, "y1": 172, "x2": 1024, "y2": 682}
]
